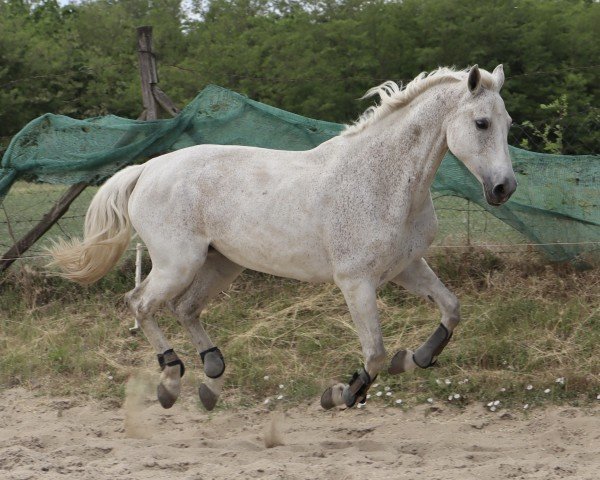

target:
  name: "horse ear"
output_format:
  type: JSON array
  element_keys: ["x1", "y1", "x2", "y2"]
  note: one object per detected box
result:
[
  {"x1": 492, "y1": 64, "x2": 504, "y2": 91},
  {"x1": 468, "y1": 65, "x2": 481, "y2": 94}
]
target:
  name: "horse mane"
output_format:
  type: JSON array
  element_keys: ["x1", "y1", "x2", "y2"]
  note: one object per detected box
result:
[{"x1": 343, "y1": 66, "x2": 498, "y2": 136}]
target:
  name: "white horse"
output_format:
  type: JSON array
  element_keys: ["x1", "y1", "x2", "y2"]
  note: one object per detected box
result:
[{"x1": 50, "y1": 65, "x2": 516, "y2": 411}]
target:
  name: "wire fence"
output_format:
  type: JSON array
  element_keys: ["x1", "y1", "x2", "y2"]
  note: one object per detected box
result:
[{"x1": 1, "y1": 170, "x2": 598, "y2": 269}]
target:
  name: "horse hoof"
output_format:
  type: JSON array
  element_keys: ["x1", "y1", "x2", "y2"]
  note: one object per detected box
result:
[
  {"x1": 199, "y1": 383, "x2": 218, "y2": 411},
  {"x1": 320, "y1": 386, "x2": 336, "y2": 410},
  {"x1": 320, "y1": 383, "x2": 344, "y2": 410},
  {"x1": 157, "y1": 383, "x2": 178, "y2": 409},
  {"x1": 388, "y1": 349, "x2": 414, "y2": 375}
]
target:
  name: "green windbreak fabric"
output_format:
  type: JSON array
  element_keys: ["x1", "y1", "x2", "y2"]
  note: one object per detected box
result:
[{"x1": 1, "y1": 85, "x2": 598, "y2": 261}]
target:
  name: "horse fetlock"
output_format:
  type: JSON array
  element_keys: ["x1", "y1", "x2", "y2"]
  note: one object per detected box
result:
[
  {"x1": 157, "y1": 349, "x2": 185, "y2": 377},
  {"x1": 342, "y1": 368, "x2": 376, "y2": 408},
  {"x1": 200, "y1": 346, "x2": 225, "y2": 379},
  {"x1": 365, "y1": 352, "x2": 387, "y2": 376},
  {"x1": 413, "y1": 323, "x2": 452, "y2": 369}
]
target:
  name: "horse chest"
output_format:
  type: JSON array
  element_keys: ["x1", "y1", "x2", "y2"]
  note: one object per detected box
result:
[{"x1": 329, "y1": 196, "x2": 437, "y2": 282}]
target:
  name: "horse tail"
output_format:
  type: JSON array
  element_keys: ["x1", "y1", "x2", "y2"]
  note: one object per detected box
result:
[{"x1": 48, "y1": 164, "x2": 146, "y2": 285}]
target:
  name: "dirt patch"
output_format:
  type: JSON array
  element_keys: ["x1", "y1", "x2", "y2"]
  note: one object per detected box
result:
[{"x1": 0, "y1": 387, "x2": 598, "y2": 479}]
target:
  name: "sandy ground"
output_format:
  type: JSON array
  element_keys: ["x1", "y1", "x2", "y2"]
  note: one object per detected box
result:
[{"x1": 1, "y1": 382, "x2": 598, "y2": 480}]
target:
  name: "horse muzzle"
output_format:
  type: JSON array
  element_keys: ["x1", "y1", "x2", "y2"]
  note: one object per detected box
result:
[{"x1": 483, "y1": 175, "x2": 517, "y2": 206}]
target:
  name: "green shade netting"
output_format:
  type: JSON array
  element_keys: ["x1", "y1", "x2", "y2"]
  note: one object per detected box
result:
[{"x1": 1, "y1": 85, "x2": 598, "y2": 261}]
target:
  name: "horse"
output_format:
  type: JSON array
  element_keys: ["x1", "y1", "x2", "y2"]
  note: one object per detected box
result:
[{"x1": 49, "y1": 65, "x2": 516, "y2": 411}]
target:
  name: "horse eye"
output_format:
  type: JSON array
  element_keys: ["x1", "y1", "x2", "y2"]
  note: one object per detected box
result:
[{"x1": 475, "y1": 119, "x2": 490, "y2": 130}]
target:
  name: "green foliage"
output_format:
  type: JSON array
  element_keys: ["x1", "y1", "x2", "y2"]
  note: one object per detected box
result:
[
  {"x1": 0, "y1": 0, "x2": 598, "y2": 153},
  {"x1": 520, "y1": 94, "x2": 568, "y2": 154}
]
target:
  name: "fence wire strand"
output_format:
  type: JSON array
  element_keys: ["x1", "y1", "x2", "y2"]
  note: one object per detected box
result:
[{"x1": 0, "y1": 181, "x2": 598, "y2": 266}]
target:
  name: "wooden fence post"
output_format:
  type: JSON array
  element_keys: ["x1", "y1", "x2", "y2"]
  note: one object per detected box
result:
[
  {"x1": 137, "y1": 26, "x2": 159, "y2": 121},
  {"x1": 0, "y1": 26, "x2": 181, "y2": 274}
]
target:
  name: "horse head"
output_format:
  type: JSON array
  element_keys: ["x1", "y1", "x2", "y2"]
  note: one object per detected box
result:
[{"x1": 446, "y1": 65, "x2": 517, "y2": 206}]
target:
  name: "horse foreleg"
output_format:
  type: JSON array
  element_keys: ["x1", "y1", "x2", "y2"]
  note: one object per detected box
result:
[
  {"x1": 388, "y1": 257, "x2": 460, "y2": 374},
  {"x1": 169, "y1": 250, "x2": 243, "y2": 411},
  {"x1": 321, "y1": 278, "x2": 385, "y2": 410}
]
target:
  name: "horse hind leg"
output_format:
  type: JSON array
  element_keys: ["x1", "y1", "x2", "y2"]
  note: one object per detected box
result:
[
  {"x1": 169, "y1": 249, "x2": 244, "y2": 411},
  {"x1": 126, "y1": 241, "x2": 209, "y2": 409},
  {"x1": 388, "y1": 257, "x2": 460, "y2": 374}
]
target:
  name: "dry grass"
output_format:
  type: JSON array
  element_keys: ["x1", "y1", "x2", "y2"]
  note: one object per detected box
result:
[{"x1": 0, "y1": 249, "x2": 598, "y2": 410}]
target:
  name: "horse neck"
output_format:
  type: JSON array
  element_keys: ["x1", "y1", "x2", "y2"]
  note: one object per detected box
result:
[{"x1": 338, "y1": 84, "x2": 459, "y2": 205}]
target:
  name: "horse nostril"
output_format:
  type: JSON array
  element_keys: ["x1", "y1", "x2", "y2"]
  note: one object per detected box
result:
[{"x1": 492, "y1": 183, "x2": 506, "y2": 198}]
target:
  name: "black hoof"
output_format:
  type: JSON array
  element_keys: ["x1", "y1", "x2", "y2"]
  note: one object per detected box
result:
[
  {"x1": 320, "y1": 386, "x2": 336, "y2": 410},
  {"x1": 388, "y1": 350, "x2": 410, "y2": 374},
  {"x1": 157, "y1": 383, "x2": 177, "y2": 409},
  {"x1": 199, "y1": 383, "x2": 218, "y2": 411}
]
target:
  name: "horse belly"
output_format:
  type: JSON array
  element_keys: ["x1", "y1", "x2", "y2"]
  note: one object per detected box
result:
[{"x1": 211, "y1": 236, "x2": 333, "y2": 283}]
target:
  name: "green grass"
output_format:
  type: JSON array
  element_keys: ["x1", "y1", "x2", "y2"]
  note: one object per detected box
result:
[{"x1": 0, "y1": 250, "x2": 598, "y2": 411}]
